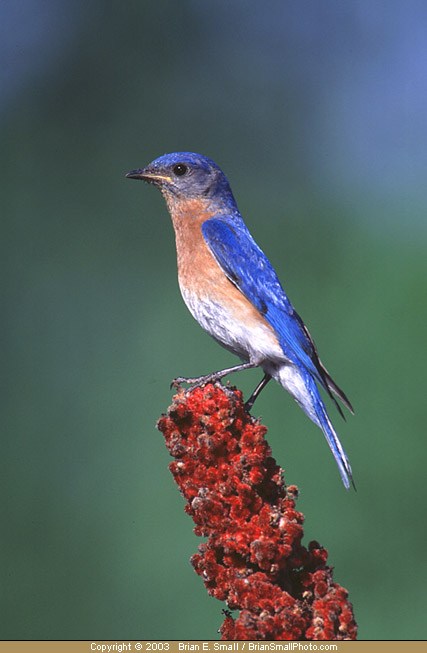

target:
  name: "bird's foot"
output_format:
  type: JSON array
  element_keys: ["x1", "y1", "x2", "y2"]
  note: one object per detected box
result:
[
  {"x1": 244, "y1": 373, "x2": 272, "y2": 412},
  {"x1": 171, "y1": 362, "x2": 258, "y2": 390},
  {"x1": 170, "y1": 372, "x2": 225, "y2": 390},
  {"x1": 244, "y1": 396, "x2": 256, "y2": 412}
]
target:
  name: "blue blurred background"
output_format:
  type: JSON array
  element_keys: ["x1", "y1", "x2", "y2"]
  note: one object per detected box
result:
[{"x1": 2, "y1": 0, "x2": 426, "y2": 641}]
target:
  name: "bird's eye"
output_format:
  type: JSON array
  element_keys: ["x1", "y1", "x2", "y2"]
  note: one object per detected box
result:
[{"x1": 173, "y1": 163, "x2": 188, "y2": 177}]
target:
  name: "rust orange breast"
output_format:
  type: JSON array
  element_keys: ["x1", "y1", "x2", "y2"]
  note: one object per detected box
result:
[{"x1": 168, "y1": 198, "x2": 277, "y2": 334}]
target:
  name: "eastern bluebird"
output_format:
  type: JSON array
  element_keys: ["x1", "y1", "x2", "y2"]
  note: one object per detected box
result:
[{"x1": 126, "y1": 153, "x2": 354, "y2": 489}]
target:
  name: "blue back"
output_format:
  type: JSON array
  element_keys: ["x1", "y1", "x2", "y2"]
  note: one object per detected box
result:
[{"x1": 201, "y1": 216, "x2": 325, "y2": 385}]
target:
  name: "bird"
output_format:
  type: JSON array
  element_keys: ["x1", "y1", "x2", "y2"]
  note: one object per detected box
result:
[{"x1": 126, "y1": 152, "x2": 355, "y2": 489}]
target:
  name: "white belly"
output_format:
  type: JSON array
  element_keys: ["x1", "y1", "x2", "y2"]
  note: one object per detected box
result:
[{"x1": 180, "y1": 286, "x2": 285, "y2": 365}]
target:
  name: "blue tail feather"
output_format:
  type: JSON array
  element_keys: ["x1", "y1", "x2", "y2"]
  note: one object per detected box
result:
[
  {"x1": 309, "y1": 382, "x2": 353, "y2": 490},
  {"x1": 276, "y1": 365, "x2": 354, "y2": 489}
]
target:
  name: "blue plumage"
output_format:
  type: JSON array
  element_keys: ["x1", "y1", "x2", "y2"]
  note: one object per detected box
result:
[
  {"x1": 202, "y1": 218, "x2": 320, "y2": 377},
  {"x1": 202, "y1": 216, "x2": 354, "y2": 489},
  {"x1": 126, "y1": 152, "x2": 355, "y2": 489}
]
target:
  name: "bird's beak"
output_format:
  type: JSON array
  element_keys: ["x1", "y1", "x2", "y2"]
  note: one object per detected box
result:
[{"x1": 125, "y1": 169, "x2": 172, "y2": 183}]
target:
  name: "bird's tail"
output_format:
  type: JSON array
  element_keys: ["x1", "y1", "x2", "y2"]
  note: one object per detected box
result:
[
  {"x1": 313, "y1": 389, "x2": 354, "y2": 490},
  {"x1": 277, "y1": 366, "x2": 354, "y2": 490}
]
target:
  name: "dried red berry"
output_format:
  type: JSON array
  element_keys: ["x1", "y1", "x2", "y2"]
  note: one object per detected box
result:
[{"x1": 157, "y1": 384, "x2": 357, "y2": 640}]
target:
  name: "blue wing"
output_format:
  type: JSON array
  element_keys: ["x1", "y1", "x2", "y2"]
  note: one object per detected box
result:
[{"x1": 201, "y1": 216, "x2": 353, "y2": 414}]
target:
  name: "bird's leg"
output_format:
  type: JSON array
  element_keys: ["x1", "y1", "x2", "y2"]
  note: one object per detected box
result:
[
  {"x1": 171, "y1": 361, "x2": 258, "y2": 389},
  {"x1": 244, "y1": 373, "x2": 272, "y2": 411}
]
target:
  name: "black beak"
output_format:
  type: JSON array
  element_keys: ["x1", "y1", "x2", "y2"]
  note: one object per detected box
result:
[
  {"x1": 125, "y1": 169, "x2": 146, "y2": 180},
  {"x1": 125, "y1": 169, "x2": 172, "y2": 184}
]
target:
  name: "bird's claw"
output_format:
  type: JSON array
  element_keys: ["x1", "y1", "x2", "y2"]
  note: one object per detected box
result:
[
  {"x1": 170, "y1": 377, "x2": 185, "y2": 389},
  {"x1": 170, "y1": 373, "x2": 222, "y2": 390}
]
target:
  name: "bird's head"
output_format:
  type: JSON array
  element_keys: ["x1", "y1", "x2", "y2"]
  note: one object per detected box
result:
[{"x1": 126, "y1": 152, "x2": 237, "y2": 212}]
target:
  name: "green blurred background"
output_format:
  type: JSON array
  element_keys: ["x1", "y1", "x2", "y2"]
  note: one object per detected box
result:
[{"x1": 2, "y1": 0, "x2": 426, "y2": 641}]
